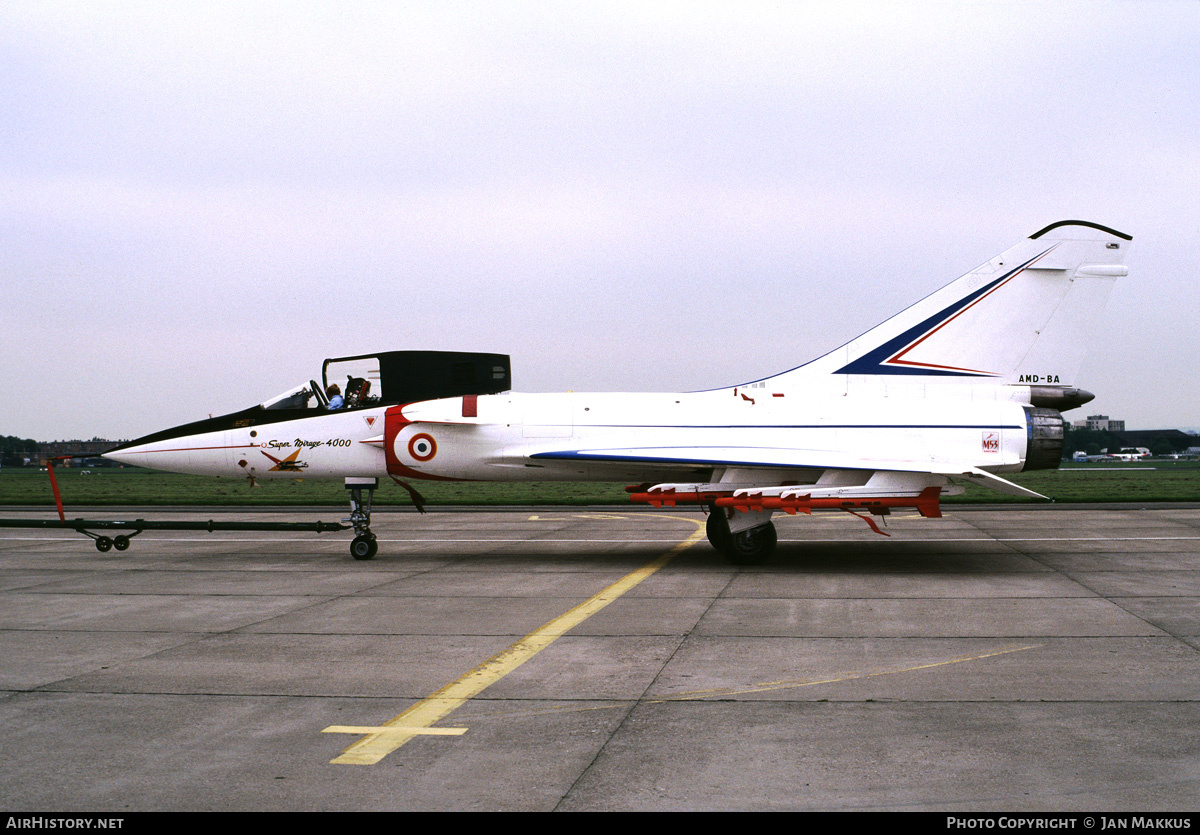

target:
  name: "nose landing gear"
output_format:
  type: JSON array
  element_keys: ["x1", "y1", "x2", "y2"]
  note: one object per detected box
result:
[{"x1": 346, "y1": 478, "x2": 379, "y2": 560}]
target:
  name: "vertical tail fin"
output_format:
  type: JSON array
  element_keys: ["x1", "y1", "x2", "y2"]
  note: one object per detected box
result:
[{"x1": 784, "y1": 220, "x2": 1130, "y2": 387}]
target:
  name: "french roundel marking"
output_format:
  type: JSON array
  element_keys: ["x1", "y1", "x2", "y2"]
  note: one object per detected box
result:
[{"x1": 408, "y1": 433, "x2": 437, "y2": 462}]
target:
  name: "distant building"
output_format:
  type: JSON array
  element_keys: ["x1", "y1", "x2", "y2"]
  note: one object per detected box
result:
[
  {"x1": 1073, "y1": 414, "x2": 1125, "y2": 432},
  {"x1": 37, "y1": 438, "x2": 125, "y2": 466}
]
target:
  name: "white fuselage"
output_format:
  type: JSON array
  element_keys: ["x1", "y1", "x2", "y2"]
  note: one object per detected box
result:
[{"x1": 107, "y1": 385, "x2": 1034, "y2": 485}]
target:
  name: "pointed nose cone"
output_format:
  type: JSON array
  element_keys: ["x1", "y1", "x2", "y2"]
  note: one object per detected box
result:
[
  {"x1": 102, "y1": 438, "x2": 172, "y2": 470},
  {"x1": 102, "y1": 436, "x2": 194, "y2": 473},
  {"x1": 102, "y1": 426, "x2": 232, "y2": 475},
  {"x1": 101, "y1": 442, "x2": 143, "y2": 468}
]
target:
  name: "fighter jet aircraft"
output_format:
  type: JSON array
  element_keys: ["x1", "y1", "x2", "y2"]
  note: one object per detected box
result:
[{"x1": 103, "y1": 220, "x2": 1131, "y2": 562}]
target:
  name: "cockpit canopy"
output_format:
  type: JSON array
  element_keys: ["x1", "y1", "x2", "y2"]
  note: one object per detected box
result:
[
  {"x1": 115, "y1": 351, "x2": 513, "y2": 451},
  {"x1": 260, "y1": 351, "x2": 511, "y2": 412}
]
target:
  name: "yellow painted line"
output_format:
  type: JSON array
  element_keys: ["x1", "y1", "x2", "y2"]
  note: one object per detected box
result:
[
  {"x1": 449, "y1": 643, "x2": 1044, "y2": 724},
  {"x1": 328, "y1": 519, "x2": 706, "y2": 765},
  {"x1": 323, "y1": 725, "x2": 467, "y2": 736},
  {"x1": 647, "y1": 643, "x2": 1042, "y2": 702}
]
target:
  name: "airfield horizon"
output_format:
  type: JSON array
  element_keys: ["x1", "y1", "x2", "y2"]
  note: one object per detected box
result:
[{"x1": 1, "y1": 461, "x2": 1198, "y2": 508}]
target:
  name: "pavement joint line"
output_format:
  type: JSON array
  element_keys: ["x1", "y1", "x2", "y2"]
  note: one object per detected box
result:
[
  {"x1": 2, "y1": 537, "x2": 1200, "y2": 551},
  {"x1": 7, "y1": 534, "x2": 1200, "y2": 544},
  {"x1": 326, "y1": 519, "x2": 707, "y2": 766}
]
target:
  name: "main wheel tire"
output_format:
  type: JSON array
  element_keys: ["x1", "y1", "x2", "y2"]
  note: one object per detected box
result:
[
  {"x1": 706, "y1": 506, "x2": 732, "y2": 551},
  {"x1": 724, "y1": 522, "x2": 778, "y2": 566},
  {"x1": 350, "y1": 534, "x2": 376, "y2": 561},
  {"x1": 95, "y1": 536, "x2": 113, "y2": 553},
  {"x1": 113, "y1": 535, "x2": 130, "y2": 551}
]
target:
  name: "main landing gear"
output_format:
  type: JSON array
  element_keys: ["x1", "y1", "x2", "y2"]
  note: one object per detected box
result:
[
  {"x1": 346, "y1": 478, "x2": 378, "y2": 560},
  {"x1": 706, "y1": 506, "x2": 778, "y2": 565}
]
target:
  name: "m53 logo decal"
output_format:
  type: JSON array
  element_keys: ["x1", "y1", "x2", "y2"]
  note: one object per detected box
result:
[{"x1": 982, "y1": 432, "x2": 999, "y2": 453}]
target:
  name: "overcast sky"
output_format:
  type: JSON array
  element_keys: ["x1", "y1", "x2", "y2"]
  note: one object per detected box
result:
[{"x1": 3, "y1": 1, "x2": 1197, "y2": 441}]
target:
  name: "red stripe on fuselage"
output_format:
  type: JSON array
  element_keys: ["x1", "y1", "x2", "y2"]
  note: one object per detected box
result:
[{"x1": 115, "y1": 444, "x2": 258, "y2": 454}]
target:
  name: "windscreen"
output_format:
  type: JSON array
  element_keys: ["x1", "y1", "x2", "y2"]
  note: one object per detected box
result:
[{"x1": 260, "y1": 383, "x2": 320, "y2": 411}]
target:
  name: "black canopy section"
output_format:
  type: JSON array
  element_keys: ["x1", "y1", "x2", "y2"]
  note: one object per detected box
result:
[{"x1": 323, "y1": 351, "x2": 511, "y2": 405}]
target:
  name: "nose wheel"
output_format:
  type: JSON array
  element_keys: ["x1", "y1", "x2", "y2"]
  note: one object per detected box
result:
[
  {"x1": 350, "y1": 533, "x2": 378, "y2": 560},
  {"x1": 345, "y1": 478, "x2": 379, "y2": 560}
]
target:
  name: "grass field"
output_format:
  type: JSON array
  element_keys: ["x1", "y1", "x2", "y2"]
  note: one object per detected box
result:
[{"x1": 1, "y1": 461, "x2": 1197, "y2": 507}]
